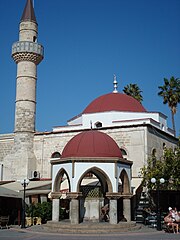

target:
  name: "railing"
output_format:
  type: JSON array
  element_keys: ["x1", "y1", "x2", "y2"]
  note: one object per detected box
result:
[{"x1": 12, "y1": 41, "x2": 44, "y2": 56}]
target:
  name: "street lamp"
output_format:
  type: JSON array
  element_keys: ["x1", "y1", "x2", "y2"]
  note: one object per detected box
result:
[
  {"x1": 151, "y1": 177, "x2": 165, "y2": 231},
  {"x1": 20, "y1": 179, "x2": 30, "y2": 228}
]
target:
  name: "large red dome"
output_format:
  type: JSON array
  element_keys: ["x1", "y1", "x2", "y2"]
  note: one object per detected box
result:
[
  {"x1": 61, "y1": 130, "x2": 123, "y2": 158},
  {"x1": 83, "y1": 93, "x2": 146, "y2": 114}
]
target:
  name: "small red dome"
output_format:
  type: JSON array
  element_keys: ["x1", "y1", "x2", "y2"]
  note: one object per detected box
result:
[
  {"x1": 83, "y1": 93, "x2": 146, "y2": 114},
  {"x1": 61, "y1": 130, "x2": 123, "y2": 158}
]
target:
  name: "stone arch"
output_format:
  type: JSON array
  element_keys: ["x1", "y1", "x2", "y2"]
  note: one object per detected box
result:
[
  {"x1": 53, "y1": 168, "x2": 71, "y2": 193},
  {"x1": 119, "y1": 169, "x2": 130, "y2": 194},
  {"x1": 77, "y1": 167, "x2": 113, "y2": 193},
  {"x1": 76, "y1": 167, "x2": 113, "y2": 222}
]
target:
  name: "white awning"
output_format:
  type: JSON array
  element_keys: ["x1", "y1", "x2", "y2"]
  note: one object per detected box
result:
[
  {"x1": 0, "y1": 186, "x2": 23, "y2": 198},
  {"x1": 0, "y1": 180, "x2": 52, "y2": 196}
]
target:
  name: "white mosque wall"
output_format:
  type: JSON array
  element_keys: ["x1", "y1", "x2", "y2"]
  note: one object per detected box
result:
[{"x1": 54, "y1": 110, "x2": 174, "y2": 136}]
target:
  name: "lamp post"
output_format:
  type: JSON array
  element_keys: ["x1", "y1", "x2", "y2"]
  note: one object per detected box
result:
[
  {"x1": 151, "y1": 177, "x2": 165, "y2": 231},
  {"x1": 20, "y1": 179, "x2": 30, "y2": 228}
]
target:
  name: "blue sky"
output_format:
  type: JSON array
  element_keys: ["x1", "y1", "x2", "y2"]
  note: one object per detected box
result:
[{"x1": 0, "y1": 0, "x2": 180, "y2": 135}]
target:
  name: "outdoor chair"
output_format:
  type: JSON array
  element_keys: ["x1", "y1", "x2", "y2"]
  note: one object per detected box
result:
[{"x1": 0, "y1": 216, "x2": 10, "y2": 229}]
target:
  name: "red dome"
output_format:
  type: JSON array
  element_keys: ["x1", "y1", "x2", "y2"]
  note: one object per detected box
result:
[
  {"x1": 83, "y1": 93, "x2": 146, "y2": 114},
  {"x1": 61, "y1": 130, "x2": 123, "y2": 158}
]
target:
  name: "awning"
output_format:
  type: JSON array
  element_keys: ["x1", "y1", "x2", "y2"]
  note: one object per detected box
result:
[
  {"x1": 0, "y1": 186, "x2": 23, "y2": 198},
  {"x1": 0, "y1": 180, "x2": 52, "y2": 196}
]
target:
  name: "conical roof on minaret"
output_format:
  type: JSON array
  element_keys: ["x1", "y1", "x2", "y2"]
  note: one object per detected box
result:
[{"x1": 21, "y1": 0, "x2": 37, "y2": 23}]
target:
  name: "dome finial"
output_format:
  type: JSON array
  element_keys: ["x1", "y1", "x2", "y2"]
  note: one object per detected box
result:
[
  {"x1": 90, "y1": 120, "x2": 93, "y2": 130},
  {"x1": 113, "y1": 74, "x2": 118, "y2": 93}
]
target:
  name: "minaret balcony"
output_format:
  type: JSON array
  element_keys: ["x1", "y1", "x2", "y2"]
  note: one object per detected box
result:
[{"x1": 12, "y1": 41, "x2": 44, "y2": 64}]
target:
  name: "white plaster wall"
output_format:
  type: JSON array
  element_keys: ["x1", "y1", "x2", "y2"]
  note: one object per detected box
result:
[
  {"x1": 52, "y1": 161, "x2": 132, "y2": 196},
  {"x1": 69, "y1": 111, "x2": 166, "y2": 129},
  {"x1": 52, "y1": 162, "x2": 72, "y2": 191},
  {"x1": 54, "y1": 162, "x2": 117, "y2": 192},
  {"x1": 75, "y1": 162, "x2": 116, "y2": 192}
]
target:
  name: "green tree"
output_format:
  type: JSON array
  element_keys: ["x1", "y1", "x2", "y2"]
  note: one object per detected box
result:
[
  {"x1": 123, "y1": 83, "x2": 143, "y2": 104},
  {"x1": 158, "y1": 77, "x2": 180, "y2": 135},
  {"x1": 26, "y1": 202, "x2": 52, "y2": 223},
  {"x1": 141, "y1": 142, "x2": 180, "y2": 190}
]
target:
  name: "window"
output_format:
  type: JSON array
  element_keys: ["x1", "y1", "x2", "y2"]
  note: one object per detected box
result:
[
  {"x1": 120, "y1": 148, "x2": 127, "y2": 157},
  {"x1": 51, "y1": 152, "x2": 61, "y2": 158},
  {"x1": 95, "y1": 121, "x2": 102, "y2": 128},
  {"x1": 84, "y1": 172, "x2": 93, "y2": 178},
  {"x1": 33, "y1": 36, "x2": 37, "y2": 42},
  {"x1": 151, "y1": 148, "x2": 156, "y2": 167},
  {"x1": 163, "y1": 143, "x2": 166, "y2": 149},
  {"x1": 152, "y1": 148, "x2": 156, "y2": 157}
]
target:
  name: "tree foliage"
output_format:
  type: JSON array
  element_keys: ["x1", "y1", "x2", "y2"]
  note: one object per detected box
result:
[
  {"x1": 141, "y1": 141, "x2": 180, "y2": 190},
  {"x1": 123, "y1": 83, "x2": 143, "y2": 104},
  {"x1": 158, "y1": 77, "x2": 180, "y2": 134},
  {"x1": 26, "y1": 202, "x2": 52, "y2": 222}
]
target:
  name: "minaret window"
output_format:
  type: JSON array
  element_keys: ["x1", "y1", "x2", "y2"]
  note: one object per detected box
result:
[{"x1": 33, "y1": 36, "x2": 37, "y2": 42}]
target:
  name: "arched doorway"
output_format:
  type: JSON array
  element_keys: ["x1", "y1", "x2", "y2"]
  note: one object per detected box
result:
[
  {"x1": 77, "y1": 167, "x2": 112, "y2": 222},
  {"x1": 117, "y1": 169, "x2": 131, "y2": 222},
  {"x1": 119, "y1": 169, "x2": 130, "y2": 194},
  {"x1": 53, "y1": 168, "x2": 71, "y2": 221}
]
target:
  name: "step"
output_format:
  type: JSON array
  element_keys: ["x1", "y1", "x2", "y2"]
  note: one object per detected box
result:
[{"x1": 43, "y1": 221, "x2": 141, "y2": 234}]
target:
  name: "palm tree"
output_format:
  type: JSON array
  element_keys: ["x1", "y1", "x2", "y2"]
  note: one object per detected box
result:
[
  {"x1": 158, "y1": 77, "x2": 180, "y2": 136},
  {"x1": 123, "y1": 83, "x2": 143, "y2": 104}
]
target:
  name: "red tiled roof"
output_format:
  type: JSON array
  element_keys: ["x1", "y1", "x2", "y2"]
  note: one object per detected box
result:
[
  {"x1": 61, "y1": 130, "x2": 123, "y2": 158},
  {"x1": 83, "y1": 93, "x2": 146, "y2": 114}
]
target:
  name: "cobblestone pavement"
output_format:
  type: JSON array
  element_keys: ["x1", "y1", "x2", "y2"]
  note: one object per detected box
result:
[{"x1": 0, "y1": 225, "x2": 179, "y2": 240}]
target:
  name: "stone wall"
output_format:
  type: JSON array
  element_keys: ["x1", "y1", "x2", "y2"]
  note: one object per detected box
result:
[
  {"x1": 0, "y1": 125, "x2": 177, "y2": 189},
  {"x1": 0, "y1": 134, "x2": 14, "y2": 160}
]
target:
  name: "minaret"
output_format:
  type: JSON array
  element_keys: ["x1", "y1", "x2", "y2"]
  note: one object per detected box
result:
[{"x1": 11, "y1": 0, "x2": 44, "y2": 179}]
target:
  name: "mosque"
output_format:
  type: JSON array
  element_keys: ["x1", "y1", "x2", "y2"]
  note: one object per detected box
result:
[{"x1": 0, "y1": 0, "x2": 178, "y2": 224}]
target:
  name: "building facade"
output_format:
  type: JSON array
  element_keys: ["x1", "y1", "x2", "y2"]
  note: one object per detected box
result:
[{"x1": 0, "y1": 0, "x2": 178, "y2": 223}]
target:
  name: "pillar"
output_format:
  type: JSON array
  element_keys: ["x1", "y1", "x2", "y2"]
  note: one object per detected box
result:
[
  {"x1": 109, "y1": 199, "x2": 118, "y2": 224},
  {"x1": 106, "y1": 192, "x2": 121, "y2": 224},
  {"x1": 51, "y1": 192, "x2": 62, "y2": 222},
  {"x1": 123, "y1": 197, "x2": 131, "y2": 222},
  {"x1": 52, "y1": 199, "x2": 60, "y2": 222},
  {"x1": 67, "y1": 192, "x2": 82, "y2": 224}
]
